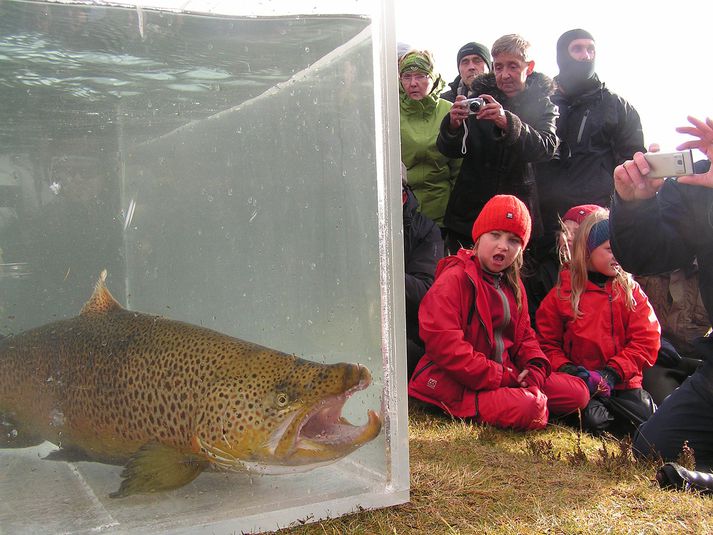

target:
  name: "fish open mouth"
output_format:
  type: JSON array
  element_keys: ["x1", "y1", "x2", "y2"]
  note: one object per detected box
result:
[{"x1": 296, "y1": 365, "x2": 382, "y2": 451}]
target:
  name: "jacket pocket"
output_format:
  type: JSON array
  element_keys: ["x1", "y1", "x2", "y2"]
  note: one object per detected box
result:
[{"x1": 409, "y1": 363, "x2": 465, "y2": 407}]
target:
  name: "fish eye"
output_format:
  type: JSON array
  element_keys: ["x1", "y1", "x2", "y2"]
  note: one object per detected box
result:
[{"x1": 276, "y1": 392, "x2": 289, "y2": 407}]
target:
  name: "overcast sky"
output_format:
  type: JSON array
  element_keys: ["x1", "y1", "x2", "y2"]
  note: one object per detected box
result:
[
  {"x1": 393, "y1": 0, "x2": 713, "y2": 152},
  {"x1": 93, "y1": 0, "x2": 713, "y2": 153}
]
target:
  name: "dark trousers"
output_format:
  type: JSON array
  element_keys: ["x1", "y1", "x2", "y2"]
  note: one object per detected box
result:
[
  {"x1": 634, "y1": 360, "x2": 713, "y2": 471},
  {"x1": 582, "y1": 388, "x2": 656, "y2": 437},
  {"x1": 642, "y1": 357, "x2": 702, "y2": 406}
]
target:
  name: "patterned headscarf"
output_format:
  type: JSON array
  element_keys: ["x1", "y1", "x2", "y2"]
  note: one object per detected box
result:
[
  {"x1": 399, "y1": 50, "x2": 435, "y2": 77},
  {"x1": 398, "y1": 50, "x2": 444, "y2": 97}
]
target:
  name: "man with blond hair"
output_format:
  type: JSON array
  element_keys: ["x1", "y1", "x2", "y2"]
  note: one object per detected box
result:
[{"x1": 437, "y1": 34, "x2": 558, "y2": 253}]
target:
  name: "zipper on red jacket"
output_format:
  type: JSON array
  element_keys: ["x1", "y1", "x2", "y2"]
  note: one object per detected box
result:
[
  {"x1": 608, "y1": 291, "x2": 619, "y2": 355},
  {"x1": 491, "y1": 273, "x2": 509, "y2": 364},
  {"x1": 465, "y1": 272, "x2": 493, "y2": 352},
  {"x1": 410, "y1": 360, "x2": 435, "y2": 382}
]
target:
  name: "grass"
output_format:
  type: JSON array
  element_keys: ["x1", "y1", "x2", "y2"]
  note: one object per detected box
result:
[{"x1": 279, "y1": 403, "x2": 713, "y2": 534}]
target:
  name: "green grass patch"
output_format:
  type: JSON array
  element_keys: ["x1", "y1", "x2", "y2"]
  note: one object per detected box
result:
[{"x1": 281, "y1": 403, "x2": 713, "y2": 534}]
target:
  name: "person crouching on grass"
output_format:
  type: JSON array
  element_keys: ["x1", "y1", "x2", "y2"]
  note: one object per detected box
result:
[
  {"x1": 408, "y1": 195, "x2": 589, "y2": 430},
  {"x1": 536, "y1": 208, "x2": 659, "y2": 436}
]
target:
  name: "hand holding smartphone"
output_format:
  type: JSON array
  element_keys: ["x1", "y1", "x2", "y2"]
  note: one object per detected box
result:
[{"x1": 643, "y1": 150, "x2": 694, "y2": 178}]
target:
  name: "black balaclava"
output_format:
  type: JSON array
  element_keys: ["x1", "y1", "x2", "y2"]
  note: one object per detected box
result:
[{"x1": 556, "y1": 28, "x2": 596, "y2": 95}]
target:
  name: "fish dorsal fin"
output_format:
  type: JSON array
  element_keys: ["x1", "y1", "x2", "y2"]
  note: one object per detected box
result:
[{"x1": 80, "y1": 269, "x2": 123, "y2": 315}]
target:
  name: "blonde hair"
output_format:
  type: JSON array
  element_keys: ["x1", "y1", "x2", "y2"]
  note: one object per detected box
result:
[
  {"x1": 567, "y1": 208, "x2": 636, "y2": 317},
  {"x1": 473, "y1": 238, "x2": 525, "y2": 311},
  {"x1": 557, "y1": 214, "x2": 573, "y2": 266},
  {"x1": 491, "y1": 34, "x2": 531, "y2": 63}
]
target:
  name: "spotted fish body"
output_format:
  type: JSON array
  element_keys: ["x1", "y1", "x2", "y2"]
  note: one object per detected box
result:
[{"x1": 0, "y1": 271, "x2": 381, "y2": 496}]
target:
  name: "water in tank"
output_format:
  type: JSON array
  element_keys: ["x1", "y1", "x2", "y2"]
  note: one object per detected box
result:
[{"x1": 0, "y1": 1, "x2": 409, "y2": 533}]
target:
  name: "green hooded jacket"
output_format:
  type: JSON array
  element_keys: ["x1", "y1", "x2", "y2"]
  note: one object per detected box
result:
[{"x1": 400, "y1": 85, "x2": 461, "y2": 228}]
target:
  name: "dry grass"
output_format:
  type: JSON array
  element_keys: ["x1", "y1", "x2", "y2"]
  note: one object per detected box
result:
[{"x1": 278, "y1": 403, "x2": 713, "y2": 534}]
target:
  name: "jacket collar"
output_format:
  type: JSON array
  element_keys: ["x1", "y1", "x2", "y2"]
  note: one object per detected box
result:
[
  {"x1": 553, "y1": 74, "x2": 604, "y2": 105},
  {"x1": 470, "y1": 71, "x2": 555, "y2": 105},
  {"x1": 400, "y1": 89, "x2": 439, "y2": 115}
]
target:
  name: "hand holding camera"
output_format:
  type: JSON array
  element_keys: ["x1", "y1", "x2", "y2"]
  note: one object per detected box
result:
[
  {"x1": 471, "y1": 94, "x2": 507, "y2": 129},
  {"x1": 642, "y1": 150, "x2": 694, "y2": 179},
  {"x1": 462, "y1": 97, "x2": 487, "y2": 115},
  {"x1": 614, "y1": 115, "x2": 713, "y2": 201},
  {"x1": 448, "y1": 94, "x2": 507, "y2": 131}
]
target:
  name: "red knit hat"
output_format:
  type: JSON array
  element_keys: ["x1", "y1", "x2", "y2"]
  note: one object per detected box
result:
[
  {"x1": 471, "y1": 195, "x2": 532, "y2": 247},
  {"x1": 562, "y1": 204, "x2": 602, "y2": 225}
]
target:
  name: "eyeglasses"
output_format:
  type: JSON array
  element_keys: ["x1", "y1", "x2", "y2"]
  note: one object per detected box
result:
[{"x1": 400, "y1": 73, "x2": 429, "y2": 82}]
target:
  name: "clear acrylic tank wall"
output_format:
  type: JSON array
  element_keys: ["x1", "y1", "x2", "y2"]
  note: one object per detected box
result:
[{"x1": 0, "y1": 0, "x2": 408, "y2": 533}]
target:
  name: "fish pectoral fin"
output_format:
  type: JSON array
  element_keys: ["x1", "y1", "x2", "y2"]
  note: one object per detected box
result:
[{"x1": 110, "y1": 443, "x2": 208, "y2": 498}]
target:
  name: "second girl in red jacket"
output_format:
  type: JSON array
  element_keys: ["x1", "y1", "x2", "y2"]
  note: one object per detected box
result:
[
  {"x1": 408, "y1": 195, "x2": 589, "y2": 430},
  {"x1": 536, "y1": 208, "x2": 660, "y2": 435}
]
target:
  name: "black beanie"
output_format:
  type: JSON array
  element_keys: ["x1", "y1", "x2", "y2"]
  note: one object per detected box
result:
[
  {"x1": 456, "y1": 42, "x2": 492, "y2": 71},
  {"x1": 556, "y1": 29, "x2": 596, "y2": 94}
]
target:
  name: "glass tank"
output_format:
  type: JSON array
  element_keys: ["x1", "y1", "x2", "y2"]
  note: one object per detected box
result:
[{"x1": 0, "y1": 0, "x2": 409, "y2": 533}]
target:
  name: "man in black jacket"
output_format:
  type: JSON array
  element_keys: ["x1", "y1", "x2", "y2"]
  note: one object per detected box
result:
[
  {"x1": 534, "y1": 29, "x2": 644, "y2": 259},
  {"x1": 440, "y1": 41, "x2": 491, "y2": 103},
  {"x1": 438, "y1": 34, "x2": 558, "y2": 254},
  {"x1": 610, "y1": 115, "x2": 713, "y2": 481}
]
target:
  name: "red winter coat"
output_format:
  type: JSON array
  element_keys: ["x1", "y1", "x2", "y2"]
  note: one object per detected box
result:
[
  {"x1": 408, "y1": 249, "x2": 550, "y2": 417},
  {"x1": 535, "y1": 270, "x2": 660, "y2": 389}
]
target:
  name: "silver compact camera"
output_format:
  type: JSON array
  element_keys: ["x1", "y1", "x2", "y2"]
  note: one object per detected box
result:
[
  {"x1": 643, "y1": 150, "x2": 695, "y2": 178},
  {"x1": 462, "y1": 97, "x2": 486, "y2": 115}
]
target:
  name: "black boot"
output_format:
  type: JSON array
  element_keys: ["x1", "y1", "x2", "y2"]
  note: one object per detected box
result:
[{"x1": 656, "y1": 463, "x2": 713, "y2": 494}]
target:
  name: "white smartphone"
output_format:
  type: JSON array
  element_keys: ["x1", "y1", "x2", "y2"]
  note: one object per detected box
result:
[{"x1": 644, "y1": 150, "x2": 695, "y2": 178}]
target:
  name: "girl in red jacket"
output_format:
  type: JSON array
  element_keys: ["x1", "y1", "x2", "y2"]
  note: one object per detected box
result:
[
  {"x1": 536, "y1": 208, "x2": 660, "y2": 435},
  {"x1": 408, "y1": 195, "x2": 589, "y2": 430}
]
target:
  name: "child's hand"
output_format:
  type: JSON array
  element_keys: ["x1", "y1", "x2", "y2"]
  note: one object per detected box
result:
[
  {"x1": 588, "y1": 370, "x2": 612, "y2": 398},
  {"x1": 517, "y1": 368, "x2": 530, "y2": 387},
  {"x1": 500, "y1": 366, "x2": 522, "y2": 388},
  {"x1": 522, "y1": 363, "x2": 547, "y2": 390},
  {"x1": 573, "y1": 366, "x2": 612, "y2": 398}
]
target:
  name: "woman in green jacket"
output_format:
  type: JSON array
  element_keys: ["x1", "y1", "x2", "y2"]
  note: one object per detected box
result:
[{"x1": 399, "y1": 50, "x2": 461, "y2": 231}]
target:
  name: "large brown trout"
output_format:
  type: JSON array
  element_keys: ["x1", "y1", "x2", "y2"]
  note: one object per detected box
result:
[{"x1": 0, "y1": 271, "x2": 382, "y2": 497}]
